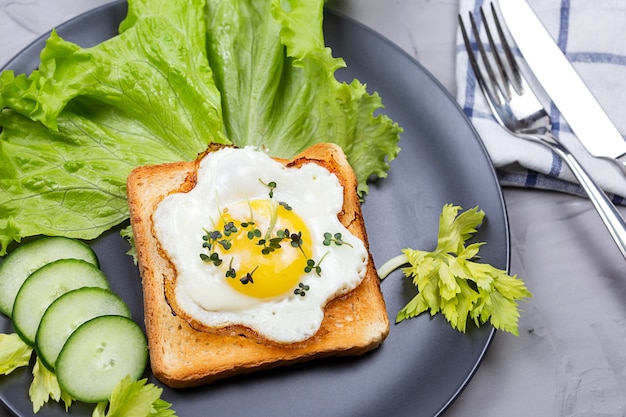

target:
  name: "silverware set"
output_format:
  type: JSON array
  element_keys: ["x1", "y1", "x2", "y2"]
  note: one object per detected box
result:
[{"x1": 459, "y1": 2, "x2": 626, "y2": 260}]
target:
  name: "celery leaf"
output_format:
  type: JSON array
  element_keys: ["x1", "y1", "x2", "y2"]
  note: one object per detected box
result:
[
  {"x1": 381, "y1": 204, "x2": 531, "y2": 335},
  {"x1": 0, "y1": 333, "x2": 32, "y2": 375},
  {"x1": 92, "y1": 376, "x2": 177, "y2": 417},
  {"x1": 29, "y1": 356, "x2": 73, "y2": 413}
]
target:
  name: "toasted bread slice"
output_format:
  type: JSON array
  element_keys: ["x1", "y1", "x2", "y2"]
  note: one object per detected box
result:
[{"x1": 126, "y1": 143, "x2": 389, "y2": 388}]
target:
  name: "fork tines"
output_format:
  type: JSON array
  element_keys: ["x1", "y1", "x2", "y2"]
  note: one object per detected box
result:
[{"x1": 459, "y1": 3, "x2": 522, "y2": 105}]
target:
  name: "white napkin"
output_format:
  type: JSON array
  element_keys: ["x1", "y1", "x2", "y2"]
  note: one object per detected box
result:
[{"x1": 456, "y1": 0, "x2": 626, "y2": 203}]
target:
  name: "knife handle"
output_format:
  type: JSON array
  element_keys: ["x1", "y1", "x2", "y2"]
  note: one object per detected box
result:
[{"x1": 542, "y1": 134, "x2": 626, "y2": 260}]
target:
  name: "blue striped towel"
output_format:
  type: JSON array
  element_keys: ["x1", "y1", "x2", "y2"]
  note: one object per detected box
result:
[{"x1": 456, "y1": 0, "x2": 626, "y2": 203}]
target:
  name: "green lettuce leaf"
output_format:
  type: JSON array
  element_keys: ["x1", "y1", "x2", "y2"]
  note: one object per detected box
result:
[
  {"x1": 0, "y1": 104, "x2": 185, "y2": 249},
  {"x1": 1, "y1": 0, "x2": 225, "y2": 142},
  {"x1": 0, "y1": 0, "x2": 401, "y2": 254},
  {"x1": 0, "y1": 0, "x2": 226, "y2": 253},
  {"x1": 206, "y1": 0, "x2": 401, "y2": 194}
]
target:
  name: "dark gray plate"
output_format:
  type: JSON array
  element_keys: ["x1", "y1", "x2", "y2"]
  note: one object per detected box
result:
[{"x1": 0, "y1": 2, "x2": 507, "y2": 416}]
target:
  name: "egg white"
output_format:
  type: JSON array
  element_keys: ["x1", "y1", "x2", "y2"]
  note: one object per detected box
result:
[{"x1": 153, "y1": 146, "x2": 368, "y2": 343}]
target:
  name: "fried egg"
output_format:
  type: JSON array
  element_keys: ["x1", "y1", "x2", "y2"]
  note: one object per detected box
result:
[{"x1": 153, "y1": 146, "x2": 368, "y2": 344}]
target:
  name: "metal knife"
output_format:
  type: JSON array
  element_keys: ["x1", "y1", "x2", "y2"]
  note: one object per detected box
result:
[{"x1": 498, "y1": 0, "x2": 626, "y2": 169}]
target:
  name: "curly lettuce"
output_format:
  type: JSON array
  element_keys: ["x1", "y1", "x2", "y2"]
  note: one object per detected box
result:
[
  {"x1": 0, "y1": 0, "x2": 401, "y2": 254},
  {"x1": 206, "y1": 0, "x2": 400, "y2": 192}
]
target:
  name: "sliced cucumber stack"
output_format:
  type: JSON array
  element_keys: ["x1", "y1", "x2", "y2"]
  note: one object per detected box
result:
[
  {"x1": 56, "y1": 315, "x2": 148, "y2": 403},
  {"x1": 0, "y1": 236, "x2": 99, "y2": 317},
  {"x1": 36, "y1": 287, "x2": 131, "y2": 371},
  {"x1": 1, "y1": 236, "x2": 149, "y2": 404},
  {"x1": 12, "y1": 259, "x2": 110, "y2": 346}
]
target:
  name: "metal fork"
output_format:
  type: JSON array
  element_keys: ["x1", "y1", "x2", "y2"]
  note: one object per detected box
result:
[{"x1": 459, "y1": 4, "x2": 626, "y2": 260}]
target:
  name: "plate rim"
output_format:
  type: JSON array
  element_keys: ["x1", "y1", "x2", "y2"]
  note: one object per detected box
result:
[{"x1": 0, "y1": 2, "x2": 507, "y2": 416}]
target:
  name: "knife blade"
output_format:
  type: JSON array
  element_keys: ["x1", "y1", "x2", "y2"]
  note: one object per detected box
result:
[{"x1": 498, "y1": 0, "x2": 626, "y2": 166}]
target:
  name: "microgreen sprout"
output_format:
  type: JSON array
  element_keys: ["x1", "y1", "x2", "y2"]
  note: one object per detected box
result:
[
  {"x1": 304, "y1": 251, "x2": 328, "y2": 276},
  {"x1": 240, "y1": 220, "x2": 262, "y2": 239},
  {"x1": 247, "y1": 199, "x2": 255, "y2": 223},
  {"x1": 279, "y1": 201, "x2": 292, "y2": 211},
  {"x1": 258, "y1": 179, "x2": 277, "y2": 198},
  {"x1": 304, "y1": 259, "x2": 320, "y2": 275},
  {"x1": 289, "y1": 231, "x2": 303, "y2": 248},
  {"x1": 294, "y1": 282, "x2": 310, "y2": 297},
  {"x1": 247, "y1": 228, "x2": 263, "y2": 240},
  {"x1": 201, "y1": 228, "x2": 231, "y2": 265},
  {"x1": 225, "y1": 258, "x2": 236, "y2": 278},
  {"x1": 323, "y1": 232, "x2": 353, "y2": 248},
  {"x1": 263, "y1": 200, "x2": 280, "y2": 240},
  {"x1": 200, "y1": 229, "x2": 224, "y2": 250},
  {"x1": 199, "y1": 251, "x2": 222, "y2": 266},
  {"x1": 240, "y1": 266, "x2": 258, "y2": 285},
  {"x1": 258, "y1": 237, "x2": 283, "y2": 255},
  {"x1": 223, "y1": 221, "x2": 237, "y2": 236},
  {"x1": 275, "y1": 228, "x2": 309, "y2": 258}
]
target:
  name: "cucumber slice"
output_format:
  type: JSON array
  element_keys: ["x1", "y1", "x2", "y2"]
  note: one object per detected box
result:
[
  {"x1": 56, "y1": 315, "x2": 148, "y2": 403},
  {"x1": 0, "y1": 236, "x2": 99, "y2": 317},
  {"x1": 36, "y1": 287, "x2": 131, "y2": 371},
  {"x1": 12, "y1": 259, "x2": 109, "y2": 346}
]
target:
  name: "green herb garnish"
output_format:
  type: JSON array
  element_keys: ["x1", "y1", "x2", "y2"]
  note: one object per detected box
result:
[
  {"x1": 323, "y1": 232, "x2": 353, "y2": 248},
  {"x1": 258, "y1": 237, "x2": 284, "y2": 255},
  {"x1": 247, "y1": 228, "x2": 263, "y2": 240},
  {"x1": 223, "y1": 221, "x2": 237, "y2": 236},
  {"x1": 304, "y1": 252, "x2": 328, "y2": 276},
  {"x1": 378, "y1": 204, "x2": 531, "y2": 335},
  {"x1": 199, "y1": 252, "x2": 222, "y2": 266},
  {"x1": 200, "y1": 229, "x2": 227, "y2": 265},
  {"x1": 240, "y1": 266, "x2": 258, "y2": 285},
  {"x1": 225, "y1": 258, "x2": 237, "y2": 279},
  {"x1": 294, "y1": 282, "x2": 310, "y2": 297},
  {"x1": 259, "y1": 179, "x2": 277, "y2": 199}
]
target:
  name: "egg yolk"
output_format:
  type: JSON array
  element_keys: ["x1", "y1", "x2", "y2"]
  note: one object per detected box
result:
[{"x1": 211, "y1": 199, "x2": 312, "y2": 299}]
